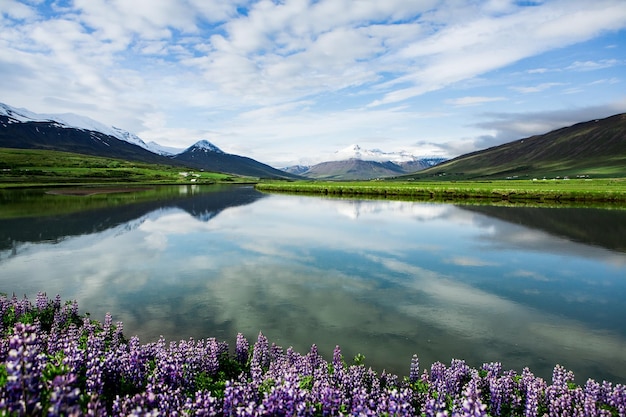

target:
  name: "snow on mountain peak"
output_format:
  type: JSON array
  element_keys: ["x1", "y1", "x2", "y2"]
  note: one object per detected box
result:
[
  {"x1": 333, "y1": 144, "x2": 417, "y2": 163},
  {"x1": 189, "y1": 140, "x2": 224, "y2": 153},
  {"x1": 0, "y1": 102, "x2": 153, "y2": 151}
]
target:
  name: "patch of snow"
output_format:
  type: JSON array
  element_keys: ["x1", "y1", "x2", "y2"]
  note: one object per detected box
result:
[
  {"x1": 332, "y1": 144, "x2": 421, "y2": 163},
  {"x1": 188, "y1": 140, "x2": 224, "y2": 154},
  {"x1": 0, "y1": 102, "x2": 153, "y2": 151},
  {"x1": 146, "y1": 141, "x2": 184, "y2": 156}
]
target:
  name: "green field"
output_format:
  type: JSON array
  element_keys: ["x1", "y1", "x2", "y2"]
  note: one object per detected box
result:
[
  {"x1": 3, "y1": 148, "x2": 626, "y2": 206},
  {"x1": 255, "y1": 179, "x2": 626, "y2": 204},
  {"x1": 0, "y1": 148, "x2": 250, "y2": 187}
]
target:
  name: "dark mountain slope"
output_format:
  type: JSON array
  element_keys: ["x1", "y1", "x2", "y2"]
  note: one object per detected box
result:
[
  {"x1": 0, "y1": 116, "x2": 299, "y2": 179},
  {"x1": 302, "y1": 159, "x2": 406, "y2": 180},
  {"x1": 172, "y1": 141, "x2": 299, "y2": 179},
  {"x1": 0, "y1": 116, "x2": 181, "y2": 166},
  {"x1": 406, "y1": 113, "x2": 626, "y2": 180}
]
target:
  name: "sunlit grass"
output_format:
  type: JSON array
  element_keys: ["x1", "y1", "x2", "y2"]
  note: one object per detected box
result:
[
  {"x1": 0, "y1": 148, "x2": 250, "y2": 187},
  {"x1": 255, "y1": 179, "x2": 626, "y2": 204}
]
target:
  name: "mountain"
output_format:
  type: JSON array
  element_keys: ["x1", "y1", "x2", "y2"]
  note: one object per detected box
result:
[
  {"x1": 333, "y1": 144, "x2": 423, "y2": 163},
  {"x1": 283, "y1": 144, "x2": 446, "y2": 180},
  {"x1": 172, "y1": 140, "x2": 298, "y2": 179},
  {"x1": 0, "y1": 103, "x2": 297, "y2": 179},
  {"x1": 0, "y1": 104, "x2": 178, "y2": 166},
  {"x1": 404, "y1": 113, "x2": 626, "y2": 180},
  {"x1": 302, "y1": 159, "x2": 406, "y2": 180},
  {"x1": 0, "y1": 102, "x2": 153, "y2": 149},
  {"x1": 281, "y1": 165, "x2": 311, "y2": 176}
]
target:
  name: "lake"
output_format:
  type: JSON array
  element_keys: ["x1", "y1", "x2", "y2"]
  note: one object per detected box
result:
[{"x1": 1, "y1": 184, "x2": 625, "y2": 384}]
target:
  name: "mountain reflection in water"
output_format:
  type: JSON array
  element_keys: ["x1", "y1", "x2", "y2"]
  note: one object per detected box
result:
[{"x1": 0, "y1": 186, "x2": 625, "y2": 384}]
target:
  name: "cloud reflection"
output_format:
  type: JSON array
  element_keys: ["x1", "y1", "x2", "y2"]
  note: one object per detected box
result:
[{"x1": 1, "y1": 194, "x2": 625, "y2": 383}]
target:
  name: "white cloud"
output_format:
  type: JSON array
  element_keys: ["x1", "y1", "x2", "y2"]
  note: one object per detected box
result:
[
  {"x1": 509, "y1": 82, "x2": 566, "y2": 94},
  {"x1": 1, "y1": 0, "x2": 625, "y2": 164},
  {"x1": 445, "y1": 256, "x2": 498, "y2": 267},
  {"x1": 567, "y1": 59, "x2": 621, "y2": 71},
  {"x1": 445, "y1": 96, "x2": 507, "y2": 106}
]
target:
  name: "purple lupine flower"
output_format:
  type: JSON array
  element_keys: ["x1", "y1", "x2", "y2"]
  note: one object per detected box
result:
[
  {"x1": 35, "y1": 292, "x2": 48, "y2": 312},
  {"x1": 252, "y1": 332, "x2": 270, "y2": 370},
  {"x1": 270, "y1": 343, "x2": 284, "y2": 364},
  {"x1": 429, "y1": 361, "x2": 447, "y2": 392},
  {"x1": 380, "y1": 370, "x2": 398, "y2": 390},
  {"x1": 609, "y1": 384, "x2": 626, "y2": 416},
  {"x1": 520, "y1": 368, "x2": 546, "y2": 417},
  {"x1": 331, "y1": 345, "x2": 344, "y2": 377},
  {"x1": 259, "y1": 372, "x2": 312, "y2": 416},
  {"x1": 303, "y1": 343, "x2": 328, "y2": 385},
  {"x1": 85, "y1": 326, "x2": 106, "y2": 396},
  {"x1": 488, "y1": 370, "x2": 518, "y2": 416},
  {"x1": 223, "y1": 379, "x2": 258, "y2": 416},
  {"x1": 4, "y1": 293, "x2": 626, "y2": 416},
  {"x1": 349, "y1": 386, "x2": 377, "y2": 416},
  {"x1": 552, "y1": 364, "x2": 575, "y2": 388},
  {"x1": 206, "y1": 338, "x2": 220, "y2": 376},
  {"x1": 47, "y1": 374, "x2": 82, "y2": 416},
  {"x1": 53, "y1": 294, "x2": 62, "y2": 310},
  {"x1": 422, "y1": 395, "x2": 449, "y2": 417},
  {"x1": 409, "y1": 354, "x2": 420, "y2": 383},
  {"x1": 376, "y1": 387, "x2": 415, "y2": 416},
  {"x1": 183, "y1": 390, "x2": 220, "y2": 416},
  {"x1": 109, "y1": 320, "x2": 124, "y2": 350},
  {"x1": 457, "y1": 380, "x2": 488, "y2": 417},
  {"x1": 583, "y1": 378, "x2": 601, "y2": 417},
  {"x1": 3, "y1": 323, "x2": 44, "y2": 415},
  {"x1": 482, "y1": 362, "x2": 502, "y2": 378},
  {"x1": 316, "y1": 384, "x2": 345, "y2": 415},
  {"x1": 236, "y1": 333, "x2": 249, "y2": 366}
]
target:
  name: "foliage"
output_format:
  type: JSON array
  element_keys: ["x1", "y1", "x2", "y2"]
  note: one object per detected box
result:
[{"x1": 1, "y1": 293, "x2": 626, "y2": 416}]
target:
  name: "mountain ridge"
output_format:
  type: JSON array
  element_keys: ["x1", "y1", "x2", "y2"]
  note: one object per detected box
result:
[
  {"x1": 403, "y1": 113, "x2": 626, "y2": 180},
  {"x1": 282, "y1": 144, "x2": 446, "y2": 180},
  {"x1": 0, "y1": 102, "x2": 298, "y2": 179}
]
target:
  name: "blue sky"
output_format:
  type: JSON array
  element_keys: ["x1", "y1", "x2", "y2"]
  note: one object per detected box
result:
[{"x1": 1, "y1": 0, "x2": 625, "y2": 166}]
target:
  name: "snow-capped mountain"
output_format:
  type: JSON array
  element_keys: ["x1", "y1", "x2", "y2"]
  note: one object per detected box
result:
[
  {"x1": 0, "y1": 102, "x2": 300, "y2": 179},
  {"x1": 145, "y1": 141, "x2": 184, "y2": 156},
  {"x1": 172, "y1": 140, "x2": 297, "y2": 179},
  {"x1": 332, "y1": 144, "x2": 430, "y2": 163},
  {"x1": 281, "y1": 144, "x2": 447, "y2": 180},
  {"x1": 0, "y1": 102, "x2": 153, "y2": 152},
  {"x1": 185, "y1": 139, "x2": 224, "y2": 154}
]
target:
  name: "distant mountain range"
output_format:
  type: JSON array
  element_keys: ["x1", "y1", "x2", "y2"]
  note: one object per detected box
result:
[
  {"x1": 404, "y1": 113, "x2": 626, "y2": 180},
  {"x1": 2, "y1": 102, "x2": 624, "y2": 182},
  {"x1": 282, "y1": 145, "x2": 446, "y2": 180},
  {"x1": 0, "y1": 103, "x2": 298, "y2": 180}
]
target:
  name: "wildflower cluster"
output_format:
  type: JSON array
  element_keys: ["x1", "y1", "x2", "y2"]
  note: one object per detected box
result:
[{"x1": 1, "y1": 293, "x2": 625, "y2": 416}]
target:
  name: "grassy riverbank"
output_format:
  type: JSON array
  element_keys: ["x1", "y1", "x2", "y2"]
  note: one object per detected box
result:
[{"x1": 255, "y1": 179, "x2": 626, "y2": 203}]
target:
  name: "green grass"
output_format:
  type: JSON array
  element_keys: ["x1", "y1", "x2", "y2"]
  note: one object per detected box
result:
[
  {"x1": 255, "y1": 179, "x2": 626, "y2": 205},
  {"x1": 0, "y1": 148, "x2": 252, "y2": 187},
  {"x1": 3, "y1": 148, "x2": 626, "y2": 206}
]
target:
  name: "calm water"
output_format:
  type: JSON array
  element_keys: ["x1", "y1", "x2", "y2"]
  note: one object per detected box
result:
[{"x1": 1, "y1": 185, "x2": 625, "y2": 384}]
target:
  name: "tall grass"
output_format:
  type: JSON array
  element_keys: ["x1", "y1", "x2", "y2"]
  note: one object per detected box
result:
[{"x1": 255, "y1": 179, "x2": 626, "y2": 203}]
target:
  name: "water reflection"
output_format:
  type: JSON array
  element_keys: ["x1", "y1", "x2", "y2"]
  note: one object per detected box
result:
[{"x1": 0, "y1": 188, "x2": 625, "y2": 384}]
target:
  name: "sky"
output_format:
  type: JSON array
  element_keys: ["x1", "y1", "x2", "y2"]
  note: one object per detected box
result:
[{"x1": 1, "y1": 0, "x2": 626, "y2": 167}]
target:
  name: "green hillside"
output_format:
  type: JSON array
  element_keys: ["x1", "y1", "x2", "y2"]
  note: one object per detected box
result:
[
  {"x1": 404, "y1": 113, "x2": 626, "y2": 180},
  {"x1": 0, "y1": 148, "x2": 246, "y2": 187}
]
